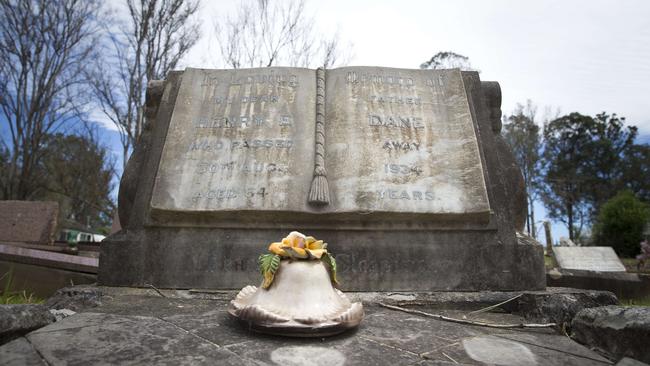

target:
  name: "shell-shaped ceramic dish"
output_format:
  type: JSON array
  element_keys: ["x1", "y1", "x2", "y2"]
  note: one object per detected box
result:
[{"x1": 229, "y1": 260, "x2": 364, "y2": 337}]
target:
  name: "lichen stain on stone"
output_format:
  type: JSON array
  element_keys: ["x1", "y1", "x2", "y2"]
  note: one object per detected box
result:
[
  {"x1": 270, "y1": 346, "x2": 345, "y2": 366},
  {"x1": 462, "y1": 336, "x2": 537, "y2": 366}
]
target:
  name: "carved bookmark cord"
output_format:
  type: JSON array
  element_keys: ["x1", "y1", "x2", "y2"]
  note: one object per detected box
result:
[{"x1": 308, "y1": 67, "x2": 330, "y2": 205}]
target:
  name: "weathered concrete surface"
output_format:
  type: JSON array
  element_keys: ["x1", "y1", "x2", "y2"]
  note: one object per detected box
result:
[
  {"x1": 0, "y1": 200, "x2": 58, "y2": 244},
  {"x1": 572, "y1": 306, "x2": 650, "y2": 363},
  {"x1": 0, "y1": 286, "x2": 620, "y2": 365},
  {"x1": 48, "y1": 308, "x2": 76, "y2": 321},
  {"x1": 0, "y1": 337, "x2": 45, "y2": 366},
  {"x1": 45, "y1": 285, "x2": 102, "y2": 311},
  {"x1": 27, "y1": 312, "x2": 249, "y2": 365},
  {"x1": 553, "y1": 247, "x2": 626, "y2": 272},
  {"x1": 0, "y1": 304, "x2": 55, "y2": 344},
  {"x1": 503, "y1": 288, "x2": 619, "y2": 326}
]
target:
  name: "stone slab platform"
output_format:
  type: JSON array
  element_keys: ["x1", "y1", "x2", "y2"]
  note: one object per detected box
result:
[
  {"x1": 547, "y1": 268, "x2": 650, "y2": 300},
  {"x1": 1, "y1": 286, "x2": 619, "y2": 366}
]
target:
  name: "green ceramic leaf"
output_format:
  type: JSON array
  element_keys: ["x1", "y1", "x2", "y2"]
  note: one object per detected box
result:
[
  {"x1": 259, "y1": 254, "x2": 281, "y2": 289},
  {"x1": 321, "y1": 253, "x2": 339, "y2": 286}
]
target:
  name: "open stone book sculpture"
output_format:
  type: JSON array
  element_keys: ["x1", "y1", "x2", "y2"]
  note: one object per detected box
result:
[
  {"x1": 229, "y1": 231, "x2": 364, "y2": 336},
  {"x1": 101, "y1": 66, "x2": 545, "y2": 292}
]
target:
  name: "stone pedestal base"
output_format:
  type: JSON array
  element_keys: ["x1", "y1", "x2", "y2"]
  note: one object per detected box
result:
[{"x1": 99, "y1": 228, "x2": 545, "y2": 291}]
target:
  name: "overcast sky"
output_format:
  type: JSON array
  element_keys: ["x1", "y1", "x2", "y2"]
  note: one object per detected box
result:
[
  {"x1": 102, "y1": 0, "x2": 649, "y2": 242},
  {"x1": 183, "y1": 0, "x2": 650, "y2": 135}
]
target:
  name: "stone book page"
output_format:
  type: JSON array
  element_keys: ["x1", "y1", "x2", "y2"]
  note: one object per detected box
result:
[
  {"x1": 151, "y1": 67, "x2": 316, "y2": 213},
  {"x1": 324, "y1": 67, "x2": 490, "y2": 217}
]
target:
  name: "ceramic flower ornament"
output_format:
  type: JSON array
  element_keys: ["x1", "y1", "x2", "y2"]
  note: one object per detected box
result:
[
  {"x1": 268, "y1": 231, "x2": 328, "y2": 259},
  {"x1": 260, "y1": 231, "x2": 338, "y2": 289},
  {"x1": 229, "y1": 231, "x2": 363, "y2": 337}
]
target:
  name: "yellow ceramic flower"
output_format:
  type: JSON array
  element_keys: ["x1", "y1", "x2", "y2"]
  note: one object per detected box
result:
[{"x1": 268, "y1": 231, "x2": 328, "y2": 260}]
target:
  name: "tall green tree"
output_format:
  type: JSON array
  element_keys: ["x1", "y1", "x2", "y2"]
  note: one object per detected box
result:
[
  {"x1": 581, "y1": 113, "x2": 638, "y2": 213},
  {"x1": 542, "y1": 113, "x2": 590, "y2": 240},
  {"x1": 35, "y1": 132, "x2": 115, "y2": 230},
  {"x1": 621, "y1": 143, "x2": 650, "y2": 203},
  {"x1": 503, "y1": 100, "x2": 541, "y2": 238},
  {"x1": 420, "y1": 51, "x2": 475, "y2": 71},
  {"x1": 593, "y1": 190, "x2": 649, "y2": 257},
  {"x1": 541, "y1": 112, "x2": 640, "y2": 240}
]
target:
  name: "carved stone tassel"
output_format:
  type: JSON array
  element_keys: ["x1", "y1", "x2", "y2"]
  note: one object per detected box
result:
[{"x1": 308, "y1": 67, "x2": 330, "y2": 205}]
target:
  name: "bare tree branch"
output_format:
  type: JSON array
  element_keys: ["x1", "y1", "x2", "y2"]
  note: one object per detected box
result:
[
  {"x1": 0, "y1": 0, "x2": 101, "y2": 200},
  {"x1": 379, "y1": 303, "x2": 558, "y2": 330},
  {"x1": 214, "y1": 0, "x2": 351, "y2": 69},
  {"x1": 90, "y1": 0, "x2": 200, "y2": 169}
]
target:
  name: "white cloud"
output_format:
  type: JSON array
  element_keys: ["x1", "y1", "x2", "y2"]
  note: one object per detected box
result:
[
  {"x1": 88, "y1": 109, "x2": 121, "y2": 132},
  {"x1": 182, "y1": 0, "x2": 650, "y2": 133}
]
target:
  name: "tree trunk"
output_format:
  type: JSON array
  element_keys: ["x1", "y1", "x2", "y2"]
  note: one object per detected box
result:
[
  {"x1": 529, "y1": 197, "x2": 537, "y2": 239},
  {"x1": 567, "y1": 203, "x2": 574, "y2": 240},
  {"x1": 122, "y1": 143, "x2": 130, "y2": 172},
  {"x1": 543, "y1": 221, "x2": 553, "y2": 253},
  {"x1": 6, "y1": 150, "x2": 19, "y2": 199}
]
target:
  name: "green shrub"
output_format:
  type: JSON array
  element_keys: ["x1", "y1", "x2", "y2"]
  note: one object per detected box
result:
[{"x1": 593, "y1": 191, "x2": 650, "y2": 257}]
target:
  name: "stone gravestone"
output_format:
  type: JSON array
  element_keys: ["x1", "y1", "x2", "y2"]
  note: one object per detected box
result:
[
  {"x1": 100, "y1": 66, "x2": 545, "y2": 291},
  {"x1": 553, "y1": 247, "x2": 626, "y2": 272},
  {"x1": 558, "y1": 237, "x2": 577, "y2": 247},
  {"x1": 0, "y1": 201, "x2": 59, "y2": 245}
]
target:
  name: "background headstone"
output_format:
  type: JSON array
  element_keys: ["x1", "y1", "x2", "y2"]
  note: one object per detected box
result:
[
  {"x1": 0, "y1": 201, "x2": 59, "y2": 245},
  {"x1": 553, "y1": 246, "x2": 626, "y2": 272}
]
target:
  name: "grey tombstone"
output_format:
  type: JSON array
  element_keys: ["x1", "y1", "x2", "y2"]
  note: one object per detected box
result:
[
  {"x1": 99, "y1": 66, "x2": 545, "y2": 291},
  {"x1": 0, "y1": 201, "x2": 59, "y2": 245},
  {"x1": 553, "y1": 247, "x2": 627, "y2": 272}
]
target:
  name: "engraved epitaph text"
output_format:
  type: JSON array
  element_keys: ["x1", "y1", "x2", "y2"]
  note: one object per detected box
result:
[
  {"x1": 151, "y1": 68, "x2": 316, "y2": 212},
  {"x1": 325, "y1": 67, "x2": 490, "y2": 215}
]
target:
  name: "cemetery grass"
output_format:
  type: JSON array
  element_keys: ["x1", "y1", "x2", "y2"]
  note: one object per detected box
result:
[
  {"x1": 544, "y1": 255, "x2": 556, "y2": 269},
  {"x1": 0, "y1": 269, "x2": 44, "y2": 304},
  {"x1": 620, "y1": 297, "x2": 650, "y2": 306},
  {"x1": 620, "y1": 258, "x2": 650, "y2": 274},
  {"x1": 0, "y1": 290, "x2": 43, "y2": 304}
]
